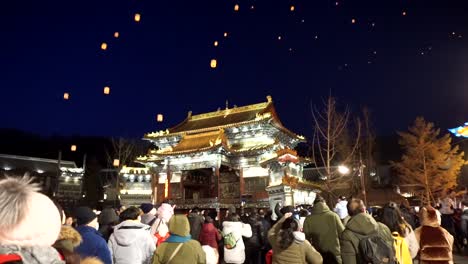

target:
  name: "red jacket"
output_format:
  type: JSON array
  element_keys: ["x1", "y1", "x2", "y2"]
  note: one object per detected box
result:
[{"x1": 198, "y1": 223, "x2": 221, "y2": 249}]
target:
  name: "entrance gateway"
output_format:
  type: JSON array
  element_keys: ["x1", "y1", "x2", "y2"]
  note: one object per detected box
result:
[{"x1": 136, "y1": 96, "x2": 316, "y2": 213}]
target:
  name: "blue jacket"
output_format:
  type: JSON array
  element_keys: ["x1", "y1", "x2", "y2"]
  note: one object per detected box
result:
[{"x1": 75, "y1": 225, "x2": 112, "y2": 264}]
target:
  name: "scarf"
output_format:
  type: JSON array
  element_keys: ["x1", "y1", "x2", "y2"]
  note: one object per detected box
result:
[{"x1": 165, "y1": 234, "x2": 191, "y2": 243}]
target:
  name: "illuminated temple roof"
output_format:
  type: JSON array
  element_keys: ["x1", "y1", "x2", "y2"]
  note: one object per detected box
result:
[
  {"x1": 139, "y1": 96, "x2": 305, "y2": 161},
  {"x1": 144, "y1": 96, "x2": 304, "y2": 140}
]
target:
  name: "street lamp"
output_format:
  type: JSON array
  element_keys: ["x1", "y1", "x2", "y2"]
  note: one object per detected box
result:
[{"x1": 338, "y1": 165, "x2": 350, "y2": 175}]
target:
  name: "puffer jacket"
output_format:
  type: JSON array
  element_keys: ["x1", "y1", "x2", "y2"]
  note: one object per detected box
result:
[
  {"x1": 303, "y1": 202, "x2": 344, "y2": 264},
  {"x1": 153, "y1": 214, "x2": 206, "y2": 264},
  {"x1": 268, "y1": 216, "x2": 323, "y2": 264},
  {"x1": 188, "y1": 213, "x2": 204, "y2": 242},
  {"x1": 414, "y1": 206, "x2": 454, "y2": 264},
  {"x1": 222, "y1": 221, "x2": 252, "y2": 264},
  {"x1": 108, "y1": 220, "x2": 155, "y2": 264},
  {"x1": 339, "y1": 213, "x2": 393, "y2": 264},
  {"x1": 199, "y1": 222, "x2": 221, "y2": 249}
]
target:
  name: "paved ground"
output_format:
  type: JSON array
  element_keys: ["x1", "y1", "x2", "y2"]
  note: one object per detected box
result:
[{"x1": 455, "y1": 254, "x2": 468, "y2": 264}]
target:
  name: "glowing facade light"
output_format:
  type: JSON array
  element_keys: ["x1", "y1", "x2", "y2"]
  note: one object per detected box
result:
[
  {"x1": 114, "y1": 32, "x2": 120, "y2": 38},
  {"x1": 134, "y1": 13, "x2": 141, "y2": 22},
  {"x1": 157, "y1": 114, "x2": 163, "y2": 122},
  {"x1": 210, "y1": 59, "x2": 217, "y2": 68},
  {"x1": 63, "y1": 93, "x2": 69, "y2": 100},
  {"x1": 164, "y1": 178, "x2": 169, "y2": 198},
  {"x1": 37, "y1": 169, "x2": 44, "y2": 174},
  {"x1": 449, "y1": 122, "x2": 468, "y2": 138},
  {"x1": 104, "y1": 86, "x2": 110, "y2": 95},
  {"x1": 71, "y1": 145, "x2": 77, "y2": 152},
  {"x1": 338, "y1": 165, "x2": 350, "y2": 175},
  {"x1": 234, "y1": 4, "x2": 239, "y2": 11},
  {"x1": 113, "y1": 159, "x2": 120, "y2": 167},
  {"x1": 101, "y1": 42, "x2": 108, "y2": 50}
]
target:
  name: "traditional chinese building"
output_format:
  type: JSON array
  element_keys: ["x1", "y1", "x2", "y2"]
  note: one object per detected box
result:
[{"x1": 137, "y1": 96, "x2": 313, "y2": 210}]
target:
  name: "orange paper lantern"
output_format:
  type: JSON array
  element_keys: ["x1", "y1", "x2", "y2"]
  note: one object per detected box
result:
[
  {"x1": 234, "y1": 4, "x2": 239, "y2": 11},
  {"x1": 63, "y1": 93, "x2": 69, "y2": 100},
  {"x1": 134, "y1": 13, "x2": 141, "y2": 22},
  {"x1": 210, "y1": 59, "x2": 217, "y2": 68},
  {"x1": 104, "y1": 86, "x2": 110, "y2": 95},
  {"x1": 114, "y1": 32, "x2": 119, "y2": 38},
  {"x1": 214, "y1": 41, "x2": 218, "y2": 47},
  {"x1": 224, "y1": 32, "x2": 228, "y2": 38},
  {"x1": 157, "y1": 114, "x2": 163, "y2": 122},
  {"x1": 113, "y1": 159, "x2": 120, "y2": 167},
  {"x1": 101, "y1": 42, "x2": 108, "y2": 50},
  {"x1": 290, "y1": 5, "x2": 295, "y2": 11},
  {"x1": 71, "y1": 145, "x2": 77, "y2": 152}
]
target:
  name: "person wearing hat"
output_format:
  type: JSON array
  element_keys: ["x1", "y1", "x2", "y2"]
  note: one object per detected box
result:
[
  {"x1": 140, "y1": 203, "x2": 157, "y2": 226},
  {"x1": 74, "y1": 206, "x2": 112, "y2": 264},
  {"x1": 0, "y1": 177, "x2": 64, "y2": 264}
]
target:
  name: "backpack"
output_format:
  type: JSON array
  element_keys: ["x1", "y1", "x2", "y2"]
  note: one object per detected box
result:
[
  {"x1": 359, "y1": 233, "x2": 397, "y2": 264},
  {"x1": 223, "y1": 232, "x2": 238, "y2": 249},
  {"x1": 392, "y1": 232, "x2": 412, "y2": 264}
]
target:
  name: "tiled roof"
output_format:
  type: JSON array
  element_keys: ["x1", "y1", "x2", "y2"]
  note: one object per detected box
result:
[{"x1": 170, "y1": 130, "x2": 225, "y2": 154}]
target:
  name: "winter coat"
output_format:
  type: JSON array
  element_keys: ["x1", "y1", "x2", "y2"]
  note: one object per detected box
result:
[
  {"x1": 260, "y1": 217, "x2": 272, "y2": 250},
  {"x1": 245, "y1": 217, "x2": 264, "y2": 249},
  {"x1": 461, "y1": 209, "x2": 468, "y2": 238},
  {"x1": 334, "y1": 200, "x2": 349, "y2": 220},
  {"x1": 202, "y1": 245, "x2": 218, "y2": 264},
  {"x1": 303, "y1": 202, "x2": 344, "y2": 264},
  {"x1": 199, "y1": 222, "x2": 221, "y2": 249},
  {"x1": 414, "y1": 207, "x2": 454, "y2": 264},
  {"x1": 108, "y1": 220, "x2": 156, "y2": 264},
  {"x1": 188, "y1": 213, "x2": 204, "y2": 242},
  {"x1": 0, "y1": 245, "x2": 65, "y2": 264},
  {"x1": 222, "y1": 221, "x2": 252, "y2": 264},
  {"x1": 403, "y1": 226, "x2": 419, "y2": 259},
  {"x1": 153, "y1": 214, "x2": 206, "y2": 264},
  {"x1": 150, "y1": 203, "x2": 174, "y2": 243},
  {"x1": 53, "y1": 226, "x2": 83, "y2": 254},
  {"x1": 267, "y1": 216, "x2": 323, "y2": 264},
  {"x1": 98, "y1": 208, "x2": 119, "y2": 242},
  {"x1": 339, "y1": 213, "x2": 393, "y2": 264},
  {"x1": 75, "y1": 225, "x2": 112, "y2": 264},
  {"x1": 400, "y1": 207, "x2": 416, "y2": 230}
]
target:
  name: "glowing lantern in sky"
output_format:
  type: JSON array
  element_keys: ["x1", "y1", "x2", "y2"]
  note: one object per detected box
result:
[
  {"x1": 114, "y1": 32, "x2": 119, "y2": 38},
  {"x1": 351, "y1": 18, "x2": 356, "y2": 24},
  {"x1": 402, "y1": 11, "x2": 407, "y2": 16},
  {"x1": 71, "y1": 145, "x2": 77, "y2": 152},
  {"x1": 224, "y1": 32, "x2": 228, "y2": 38},
  {"x1": 278, "y1": 36, "x2": 282, "y2": 40},
  {"x1": 210, "y1": 59, "x2": 217, "y2": 68},
  {"x1": 63, "y1": 93, "x2": 69, "y2": 100},
  {"x1": 290, "y1": 5, "x2": 295, "y2": 11},
  {"x1": 234, "y1": 4, "x2": 239, "y2": 11},
  {"x1": 157, "y1": 114, "x2": 163, "y2": 122},
  {"x1": 214, "y1": 41, "x2": 219, "y2": 47},
  {"x1": 113, "y1": 159, "x2": 120, "y2": 167},
  {"x1": 104, "y1": 86, "x2": 110, "y2": 95},
  {"x1": 449, "y1": 123, "x2": 468, "y2": 138},
  {"x1": 101, "y1": 42, "x2": 108, "y2": 50},
  {"x1": 134, "y1": 13, "x2": 141, "y2": 22}
]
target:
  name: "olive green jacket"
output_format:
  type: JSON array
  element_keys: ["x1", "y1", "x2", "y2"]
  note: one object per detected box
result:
[
  {"x1": 303, "y1": 202, "x2": 345, "y2": 264},
  {"x1": 339, "y1": 213, "x2": 393, "y2": 264}
]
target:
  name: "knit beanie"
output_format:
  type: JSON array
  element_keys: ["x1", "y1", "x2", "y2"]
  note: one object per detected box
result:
[
  {"x1": 157, "y1": 203, "x2": 174, "y2": 222},
  {"x1": 74, "y1": 207, "x2": 97, "y2": 226},
  {"x1": 140, "y1": 203, "x2": 154, "y2": 214}
]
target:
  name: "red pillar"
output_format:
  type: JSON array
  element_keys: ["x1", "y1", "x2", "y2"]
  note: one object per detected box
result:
[{"x1": 239, "y1": 167, "x2": 245, "y2": 196}]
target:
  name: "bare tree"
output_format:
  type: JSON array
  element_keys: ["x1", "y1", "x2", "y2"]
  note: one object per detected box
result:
[{"x1": 311, "y1": 96, "x2": 361, "y2": 203}]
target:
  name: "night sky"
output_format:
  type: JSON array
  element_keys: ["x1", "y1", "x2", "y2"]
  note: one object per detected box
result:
[{"x1": 2, "y1": 0, "x2": 468, "y2": 138}]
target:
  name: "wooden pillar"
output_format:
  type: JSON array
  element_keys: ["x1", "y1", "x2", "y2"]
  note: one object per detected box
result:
[
  {"x1": 165, "y1": 163, "x2": 172, "y2": 200},
  {"x1": 180, "y1": 172, "x2": 185, "y2": 200},
  {"x1": 151, "y1": 172, "x2": 159, "y2": 204},
  {"x1": 215, "y1": 166, "x2": 221, "y2": 221}
]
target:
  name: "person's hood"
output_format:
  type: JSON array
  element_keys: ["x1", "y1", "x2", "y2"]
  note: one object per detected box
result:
[
  {"x1": 293, "y1": 231, "x2": 306, "y2": 243},
  {"x1": 53, "y1": 226, "x2": 82, "y2": 252},
  {"x1": 98, "y1": 208, "x2": 119, "y2": 225},
  {"x1": 81, "y1": 257, "x2": 104, "y2": 264},
  {"x1": 168, "y1": 214, "x2": 190, "y2": 237},
  {"x1": 420, "y1": 206, "x2": 441, "y2": 227},
  {"x1": 201, "y1": 223, "x2": 216, "y2": 233},
  {"x1": 188, "y1": 212, "x2": 200, "y2": 218},
  {"x1": 112, "y1": 220, "x2": 150, "y2": 246},
  {"x1": 310, "y1": 202, "x2": 331, "y2": 215},
  {"x1": 157, "y1": 203, "x2": 174, "y2": 222},
  {"x1": 346, "y1": 213, "x2": 379, "y2": 236},
  {"x1": 334, "y1": 200, "x2": 349, "y2": 219},
  {"x1": 0, "y1": 245, "x2": 64, "y2": 264},
  {"x1": 222, "y1": 221, "x2": 242, "y2": 230}
]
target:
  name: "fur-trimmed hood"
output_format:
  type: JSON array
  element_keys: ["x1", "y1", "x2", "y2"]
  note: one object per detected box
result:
[
  {"x1": 81, "y1": 257, "x2": 104, "y2": 264},
  {"x1": 420, "y1": 206, "x2": 441, "y2": 227},
  {"x1": 57, "y1": 226, "x2": 82, "y2": 247}
]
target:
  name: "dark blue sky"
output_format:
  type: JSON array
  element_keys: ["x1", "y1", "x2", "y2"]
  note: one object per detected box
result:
[{"x1": 1, "y1": 0, "x2": 468, "y2": 138}]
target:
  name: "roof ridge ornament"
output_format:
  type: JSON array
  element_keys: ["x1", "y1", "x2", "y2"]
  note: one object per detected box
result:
[
  {"x1": 187, "y1": 111, "x2": 192, "y2": 119},
  {"x1": 266, "y1": 95, "x2": 272, "y2": 102}
]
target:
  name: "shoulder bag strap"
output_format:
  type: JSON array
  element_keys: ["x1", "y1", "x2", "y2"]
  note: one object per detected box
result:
[{"x1": 167, "y1": 243, "x2": 184, "y2": 263}]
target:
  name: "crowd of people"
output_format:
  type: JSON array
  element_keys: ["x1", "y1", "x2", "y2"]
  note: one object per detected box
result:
[{"x1": 0, "y1": 176, "x2": 462, "y2": 264}]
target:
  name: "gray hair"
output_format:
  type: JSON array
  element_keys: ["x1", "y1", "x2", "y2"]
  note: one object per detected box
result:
[{"x1": 0, "y1": 176, "x2": 40, "y2": 229}]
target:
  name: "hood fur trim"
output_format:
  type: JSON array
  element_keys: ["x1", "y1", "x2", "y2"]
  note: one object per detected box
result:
[
  {"x1": 81, "y1": 257, "x2": 104, "y2": 264},
  {"x1": 57, "y1": 226, "x2": 82, "y2": 248},
  {"x1": 420, "y1": 206, "x2": 441, "y2": 227}
]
